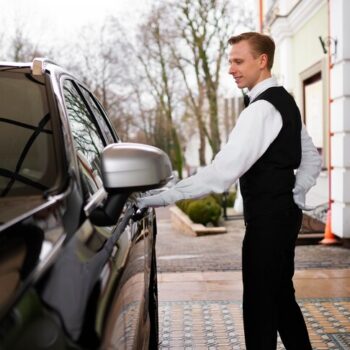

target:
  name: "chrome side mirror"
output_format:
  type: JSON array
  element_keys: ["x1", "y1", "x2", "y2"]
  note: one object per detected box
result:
[{"x1": 101, "y1": 143, "x2": 173, "y2": 193}]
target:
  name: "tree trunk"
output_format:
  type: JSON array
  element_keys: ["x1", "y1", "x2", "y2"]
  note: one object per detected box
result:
[
  {"x1": 198, "y1": 124, "x2": 206, "y2": 166},
  {"x1": 171, "y1": 127, "x2": 183, "y2": 179},
  {"x1": 207, "y1": 88, "x2": 221, "y2": 156}
]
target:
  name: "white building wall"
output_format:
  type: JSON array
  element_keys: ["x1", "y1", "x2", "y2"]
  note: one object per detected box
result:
[
  {"x1": 330, "y1": 0, "x2": 350, "y2": 238},
  {"x1": 270, "y1": 0, "x2": 327, "y2": 101},
  {"x1": 269, "y1": 0, "x2": 350, "y2": 238},
  {"x1": 279, "y1": 0, "x2": 300, "y2": 14},
  {"x1": 279, "y1": 37, "x2": 294, "y2": 92}
]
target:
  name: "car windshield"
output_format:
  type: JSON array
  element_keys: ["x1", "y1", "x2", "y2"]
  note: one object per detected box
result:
[{"x1": 0, "y1": 69, "x2": 58, "y2": 197}]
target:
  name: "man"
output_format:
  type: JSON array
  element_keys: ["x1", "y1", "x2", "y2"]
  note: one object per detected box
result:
[{"x1": 138, "y1": 32, "x2": 321, "y2": 349}]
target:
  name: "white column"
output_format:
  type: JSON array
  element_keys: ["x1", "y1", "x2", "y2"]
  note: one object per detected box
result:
[
  {"x1": 279, "y1": 36, "x2": 294, "y2": 92},
  {"x1": 270, "y1": 20, "x2": 294, "y2": 92},
  {"x1": 330, "y1": 0, "x2": 350, "y2": 238}
]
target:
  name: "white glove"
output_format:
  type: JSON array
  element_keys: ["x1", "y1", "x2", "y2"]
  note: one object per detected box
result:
[
  {"x1": 137, "y1": 188, "x2": 184, "y2": 209},
  {"x1": 293, "y1": 185, "x2": 314, "y2": 211}
]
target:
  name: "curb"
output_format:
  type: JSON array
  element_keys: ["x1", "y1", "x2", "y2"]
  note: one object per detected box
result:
[{"x1": 169, "y1": 206, "x2": 227, "y2": 237}]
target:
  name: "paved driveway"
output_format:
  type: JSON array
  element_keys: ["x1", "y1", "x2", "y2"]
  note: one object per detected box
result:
[{"x1": 155, "y1": 207, "x2": 350, "y2": 349}]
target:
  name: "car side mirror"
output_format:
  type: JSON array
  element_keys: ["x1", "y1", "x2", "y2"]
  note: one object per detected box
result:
[{"x1": 101, "y1": 143, "x2": 173, "y2": 193}]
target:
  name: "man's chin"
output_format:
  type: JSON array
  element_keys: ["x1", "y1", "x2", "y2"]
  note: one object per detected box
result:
[
  {"x1": 236, "y1": 81, "x2": 246, "y2": 89},
  {"x1": 238, "y1": 83, "x2": 252, "y2": 90}
]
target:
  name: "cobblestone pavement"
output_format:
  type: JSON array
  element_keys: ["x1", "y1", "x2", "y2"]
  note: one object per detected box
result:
[
  {"x1": 155, "y1": 207, "x2": 350, "y2": 349},
  {"x1": 155, "y1": 208, "x2": 350, "y2": 273},
  {"x1": 158, "y1": 299, "x2": 350, "y2": 349}
]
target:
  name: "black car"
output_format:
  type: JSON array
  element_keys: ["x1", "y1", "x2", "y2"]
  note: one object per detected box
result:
[{"x1": 0, "y1": 58, "x2": 172, "y2": 349}]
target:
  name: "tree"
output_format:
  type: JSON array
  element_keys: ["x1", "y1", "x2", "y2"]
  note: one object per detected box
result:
[
  {"x1": 125, "y1": 0, "x2": 254, "y2": 172},
  {"x1": 3, "y1": 14, "x2": 51, "y2": 62},
  {"x1": 175, "y1": 0, "x2": 236, "y2": 157},
  {"x1": 134, "y1": 6, "x2": 184, "y2": 178},
  {"x1": 169, "y1": 0, "x2": 254, "y2": 160},
  {"x1": 57, "y1": 17, "x2": 139, "y2": 142},
  {"x1": 170, "y1": 33, "x2": 209, "y2": 166},
  {"x1": 69, "y1": 18, "x2": 126, "y2": 113}
]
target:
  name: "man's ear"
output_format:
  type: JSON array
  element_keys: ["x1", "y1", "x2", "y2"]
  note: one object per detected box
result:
[{"x1": 259, "y1": 53, "x2": 269, "y2": 70}]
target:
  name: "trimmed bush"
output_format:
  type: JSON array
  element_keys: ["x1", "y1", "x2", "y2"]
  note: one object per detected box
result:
[
  {"x1": 225, "y1": 192, "x2": 236, "y2": 207},
  {"x1": 176, "y1": 191, "x2": 236, "y2": 226},
  {"x1": 186, "y1": 196, "x2": 222, "y2": 226},
  {"x1": 176, "y1": 199, "x2": 193, "y2": 213},
  {"x1": 209, "y1": 192, "x2": 236, "y2": 208},
  {"x1": 210, "y1": 193, "x2": 222, "y2": 206}
]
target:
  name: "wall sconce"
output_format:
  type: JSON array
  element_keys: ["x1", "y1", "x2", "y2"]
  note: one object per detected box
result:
[{"x1": 318, "y1": 36, "x2": 338, "y2": 57}]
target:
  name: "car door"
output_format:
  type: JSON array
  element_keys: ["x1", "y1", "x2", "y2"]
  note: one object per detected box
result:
[
  {"x1": 74, "y1": 83, "x2": 157, "y2": 349},
  {"x1": 39, "y1": 78, "x2": 117, "y2": 343},
  {"x1": 41, "y1": 78, "x2": 152, "y2": 349}
]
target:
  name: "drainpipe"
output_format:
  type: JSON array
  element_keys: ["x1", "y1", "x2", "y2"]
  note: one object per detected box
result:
[
  {"x1": 258, "y1": 0, "x2": 264, "y2": 32},
  {"x1": 321, "y1": 0, "x2": 338, "y2": 244}
]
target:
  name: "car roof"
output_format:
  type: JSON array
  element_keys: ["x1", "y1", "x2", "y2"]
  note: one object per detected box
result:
[
  {"x1": 0, "y1": 62, "x2": 30, "y2": 68},
  {"x1": 0, "y1": 58, "x2": 79, "y2": 80}
]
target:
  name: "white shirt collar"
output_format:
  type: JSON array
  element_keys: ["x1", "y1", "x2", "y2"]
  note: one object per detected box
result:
[{"x1": 247, "y1": 76, "x2": 279, "y2": 102}]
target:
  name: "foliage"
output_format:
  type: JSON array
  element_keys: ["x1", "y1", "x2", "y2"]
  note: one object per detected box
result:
[
  {"x1": 177, "y1": 191, "x2": 236, "y2": 226},
  {"x1": 187, "y1": 196, "x2": 222, "y2": 226},
  {"x1": 0, "y1": 2, "x2": 254, "y2": 174},
  {"x1": 177, "y1": 192, "x2": 237, "y2": 226},
  {"x1": 211, "y1": 191, "x2": 236, "y2": 207},
  {"x1": 134, "y1": 6, "x2": 184, "y2": 178},
  {"x1": 176, "y1": 198, "x2": 194, "y2": 213},
  {"x1": 226, "y1": 192, "x2": 236, "y2": 207}
]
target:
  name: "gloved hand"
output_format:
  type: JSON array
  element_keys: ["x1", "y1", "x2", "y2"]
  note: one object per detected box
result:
[
  {"x1": 292, "y1": 185, "x2": 314, "y2": 211},
  {"x1": 137, "y1": 188, "x2": 184, "y2": 209}
]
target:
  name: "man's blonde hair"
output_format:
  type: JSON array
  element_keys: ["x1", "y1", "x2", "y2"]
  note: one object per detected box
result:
[{"x1": 228, "y1": 32, "x2": 275, "y2": 70}]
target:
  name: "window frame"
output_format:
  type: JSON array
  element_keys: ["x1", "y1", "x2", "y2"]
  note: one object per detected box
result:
[
  {"x1": 61, "y1": 78, "x2": 108, "y2": 201},
  {"x1": 76, "y1": 84, "x2": 120, "y2": 144},
  {"x1": 302, "y1": 71, "x2": 324, "y2": 156}
]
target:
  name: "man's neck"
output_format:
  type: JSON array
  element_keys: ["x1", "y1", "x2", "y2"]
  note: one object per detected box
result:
[
  {"x1": 247, "y1": 75, "x2": 277, "y2": 102},
  {"x1": 249, "y1": 72, "x2": 272, "y2": 91}
]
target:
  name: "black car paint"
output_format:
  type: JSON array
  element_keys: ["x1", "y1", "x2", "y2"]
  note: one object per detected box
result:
[{"x1": 0, "y1": 65, "x2": 158, "y2": 349}]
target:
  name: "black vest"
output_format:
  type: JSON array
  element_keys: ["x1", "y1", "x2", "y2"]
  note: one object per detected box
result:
[{"x1": 240, "y1": 86, "x2": 302, "y2": 222}]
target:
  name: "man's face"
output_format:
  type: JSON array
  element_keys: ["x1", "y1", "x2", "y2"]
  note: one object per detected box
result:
[{"x1": 228, "y1": 40, "x2": 268, "y2": 91}]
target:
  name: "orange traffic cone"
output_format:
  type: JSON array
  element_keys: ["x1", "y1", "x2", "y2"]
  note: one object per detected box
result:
[{"x1": 320, "y1": 209, "x2": 339, "y2": 245}]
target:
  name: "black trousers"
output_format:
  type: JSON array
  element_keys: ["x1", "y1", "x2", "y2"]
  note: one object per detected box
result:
[{"x1": 242, "y1": 205, "x2": 312, "y2": 350}]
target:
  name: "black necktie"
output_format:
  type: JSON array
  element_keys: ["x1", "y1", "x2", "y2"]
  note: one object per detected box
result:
[{"x1": 244, "y1": 94, "x2": 250, "y2": 108}]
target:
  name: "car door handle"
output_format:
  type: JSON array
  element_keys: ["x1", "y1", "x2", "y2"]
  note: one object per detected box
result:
[{"x1": 131, "y1": 205, "x2": 148, "y2": 222}]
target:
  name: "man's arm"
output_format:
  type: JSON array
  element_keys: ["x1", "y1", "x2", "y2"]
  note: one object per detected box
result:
[
  {"x1": 138, "y1": 101, "x2": 282, "y2": 208},
  {"x1": 293, "y1": 124, "x2": 323, "y2": 210}
]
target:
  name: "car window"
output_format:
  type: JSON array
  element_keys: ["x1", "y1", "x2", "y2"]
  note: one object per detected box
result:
[
  {"x1": 78, "y1": 86, "x2": 117, "y2": 144},
  {"x1": 0, "y1": 70, "x2": 58, "y2": 197},
  {"x1": 63, "y1": 80, "x2": 105, "y2": 198}
]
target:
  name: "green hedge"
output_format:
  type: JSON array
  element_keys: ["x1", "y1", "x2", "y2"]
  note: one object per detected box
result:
[
  {"x1": 211, "y1": 192, "x2": 236, "y2": 207},
  {"x1": 176, "y1": 192, "x2": 235, "y2": 227}
]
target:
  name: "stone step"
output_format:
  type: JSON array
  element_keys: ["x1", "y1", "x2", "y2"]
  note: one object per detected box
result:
[{"x1": 297, "y1": 232, "x2": 324, "y2": 245}]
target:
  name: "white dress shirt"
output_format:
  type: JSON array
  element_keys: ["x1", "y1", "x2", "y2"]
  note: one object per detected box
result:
[{"x1": 138, "y1": 77, "x2": 322, "y2": 210}]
